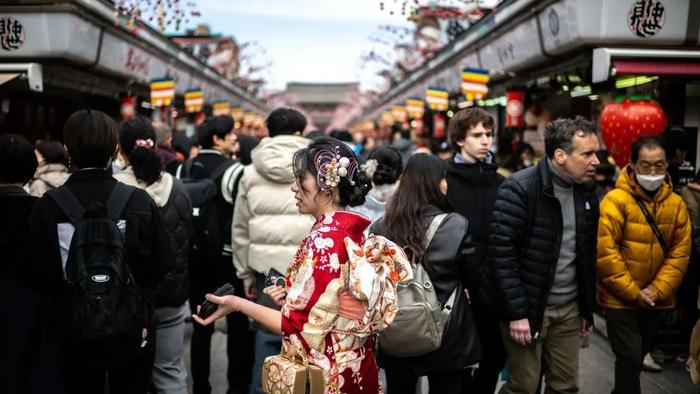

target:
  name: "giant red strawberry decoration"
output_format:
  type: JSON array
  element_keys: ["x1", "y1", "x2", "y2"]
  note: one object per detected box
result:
[{"x1": 599, "y1": 97, "x2": 667, "y2": 167}]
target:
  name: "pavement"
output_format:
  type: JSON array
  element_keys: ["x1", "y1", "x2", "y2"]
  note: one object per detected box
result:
[{"x1": 181, "y1": 316, "x2": 697, "y2": 394}]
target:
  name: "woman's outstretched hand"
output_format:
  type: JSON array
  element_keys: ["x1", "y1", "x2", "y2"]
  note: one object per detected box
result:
[
  {"x1": 263, "y1": 285, "x2": 287, "y2": 307},
  {"x1": 192, "y1": 294, "x2": 240, "y2": 326}
]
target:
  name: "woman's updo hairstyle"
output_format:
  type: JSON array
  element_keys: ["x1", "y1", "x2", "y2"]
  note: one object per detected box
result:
[
  {"x1": 119, "y1": 117, "x2": 162, "y2": 185},
  {"x1": 293, "y1": 136, "x2": 372, "y2": 207},
  {"x1": 365, "y1": 146, "x2": 402, "y2": 186}
]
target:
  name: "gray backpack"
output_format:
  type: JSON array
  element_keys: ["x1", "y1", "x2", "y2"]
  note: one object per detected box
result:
[{"x1": 378, "y1": 213, "x2": 457, "y2": 357}]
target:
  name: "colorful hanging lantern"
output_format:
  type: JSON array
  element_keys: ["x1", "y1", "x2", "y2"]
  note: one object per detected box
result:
[
  {"x1": 505, "y1": 90, "x2": 525, "y2": 128},
  {"x1": 406, "y1": 97, "x2": 425, "y2": 119},
  {"x1": 184, "y1": 89, "x2": 204, "y2": 113},
  {"x1": 599, "y1": 96, "x2": 667, "y2": 167},
  {"x1": 212, "y1": 101, "x2": 230, "y2": 116},
  {"x1": 150, "y1": 78, "x2": 175, "y2": 107},
  {"x1": 381, "y1": 110, "x2": 394, "y2": 127},
  {"x1": 461, "y1": 67, "x2": 489, "y2": 101},
  {"x1": 120, "y1": 95, "x2": 135, "y2": 120},
  {"x1": 392, "y1": 104, "x2": 408, "y2": 123},
  {"x1": 426, "y1": 87, "x2": 449, "y2": 111}
]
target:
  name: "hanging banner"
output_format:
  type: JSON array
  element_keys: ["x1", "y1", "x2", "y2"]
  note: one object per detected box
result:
[
  {"x1": 212, "y1": 101, "x2": 230, "y2": 116},
  {"x1": 381, "y1": 110, "x2": 394, "y2": 127},
  {"x1": 150, "y1": 78, "x2": 175, "y2": 107},
  {"x1": 461, "y1": 67, "x2": 489, "y2": 101},
  {"x1": 506, "y1": 90, "x2": 525, "y2": 128},
  {"x1": 426, "y1": 87, "x2": 449, "y2": 111},
  {"x1": 230, "y1": 107, "x2": 244, "y2": 122},
  {"x1": 392, "y1": 104, "x2": 408, "y2": 123},
  {"x1": 406, "y1": 97, "x2": 425, "y2": 119},
  {"x1": 184, "y1": 89, "x2": 204, "y2": 113},
  {"x1": 120, "y1": 96, "x2": 135, "y2": 120}
]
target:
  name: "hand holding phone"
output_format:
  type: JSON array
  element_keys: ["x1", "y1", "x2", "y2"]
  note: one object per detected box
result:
[
  {"x1": 198, "y1": 283, "x2": 235, "y2": 319},
  {"x1": 264, "y1": 268, "x2": 286, "y2": 288}
]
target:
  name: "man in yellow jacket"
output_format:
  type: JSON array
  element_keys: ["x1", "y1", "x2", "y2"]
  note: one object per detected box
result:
[{"x1": 598, "y1": 135, "x2": 691, "y2": 394}]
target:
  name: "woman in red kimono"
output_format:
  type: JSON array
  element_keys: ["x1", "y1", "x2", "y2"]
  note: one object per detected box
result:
[{"x1": 194, "y1": 137, "x2": 410, "y2": 393}]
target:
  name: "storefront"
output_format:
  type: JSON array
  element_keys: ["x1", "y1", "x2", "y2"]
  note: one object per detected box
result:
[
  {"x1": 0, "y1": 0, "x2": 267, "y2": 142},
  {"x1": 354, "y1": 0, "x2": 700, "y2": 167}
]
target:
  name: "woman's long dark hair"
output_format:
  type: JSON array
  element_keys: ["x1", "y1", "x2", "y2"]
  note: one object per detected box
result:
[
  {"x1": 382, "y1": 153, "x2": 452, "y2": 257},
  {"x1": 119, "y1": 117, "x2": 162, "y2": 185}
]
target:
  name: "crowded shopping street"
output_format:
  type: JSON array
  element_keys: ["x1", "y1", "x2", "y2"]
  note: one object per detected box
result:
[{"x1": 2, "y1": 1, "x2": 700, "y2": 394}]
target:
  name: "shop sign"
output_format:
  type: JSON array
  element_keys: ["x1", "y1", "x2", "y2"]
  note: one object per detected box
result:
[
  {"x1": 0, "y1": 17, "x2": 24, "y2": 51},
  {"x1": 628, "y1": 0, "x2": 665, "y2": 38}
]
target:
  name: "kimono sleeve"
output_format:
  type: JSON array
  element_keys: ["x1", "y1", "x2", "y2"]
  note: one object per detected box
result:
[{"x1": 281, "y1": 231, "x2": 349, "y2": 352}]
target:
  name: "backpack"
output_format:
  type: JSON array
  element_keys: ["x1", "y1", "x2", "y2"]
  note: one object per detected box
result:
[
  {"x1": 48, "y1": 183, "x2": 154, "y2": 360},
  {"x1": 179, "y1": 158, "x2": 237, "y2": 259},
  {"x1": 378, "y1": 213, "x2": 457, "y2": 357}
]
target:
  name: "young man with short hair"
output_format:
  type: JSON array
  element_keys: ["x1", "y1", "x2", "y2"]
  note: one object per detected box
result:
[
  {"x1": 598, "y1": 135, "x2": 691, "y2": 394},
  {"x1": 445, "y1": 108, "x2": 506, "y2": 393},
  {"x1": 30, "y1": 109, "x2": 172, "y2": 394},
  {"x1": 177, "y1": 115, "x2": 250, "y2": 394},
  {"x1": 488, "y1": 117, "x2": 601, "y2": 393}
]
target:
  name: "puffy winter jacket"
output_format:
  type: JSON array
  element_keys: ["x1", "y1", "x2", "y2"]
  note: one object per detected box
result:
[
  {"x1": 114, "y1": 167, "x2": 192, "y2": 307},
  {"x1": 28, "y1": 163, "x2": 70, "y2": 197},
  {"x1": 597, "y1": 165, "x2": 691, "y2": 310},
  {"x1": 488, "y1": 159, "x2": 599, "y2": 335},
  {"x1": 232, "y1": 135, "x2": 314, "y2": 287}
]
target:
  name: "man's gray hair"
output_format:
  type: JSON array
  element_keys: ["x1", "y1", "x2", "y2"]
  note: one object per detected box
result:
[{"x1": 544, "y1": 117, "x2": 599, "y2": 159}]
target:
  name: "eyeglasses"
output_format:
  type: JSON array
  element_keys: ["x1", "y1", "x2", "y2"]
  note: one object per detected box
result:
[{"x1": 636, "y1": 161, "x2": 668, "y2": 174}]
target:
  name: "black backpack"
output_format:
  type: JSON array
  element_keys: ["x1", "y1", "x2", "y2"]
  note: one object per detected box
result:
[
  {"x1": 179, "y1": 158, "x2": 237, "y2": 259},
  {"x1": 48, "y1": 183, "x2": 154, "y2": 359}
]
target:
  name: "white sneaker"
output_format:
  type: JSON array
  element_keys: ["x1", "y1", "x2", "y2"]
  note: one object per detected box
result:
[{"x1": 643, "y1": 352, "x2": 663, "y2": 372}]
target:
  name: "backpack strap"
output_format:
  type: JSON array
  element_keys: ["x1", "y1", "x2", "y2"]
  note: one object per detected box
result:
[
  {"x1": 209, "y1": 159, "x2": 235, "y2": 181},
  {"x1": 425, "y1": 213, "x2": 448, "y2": 249},
  {"x1": 48, "y1": 187, "x2": 86, "y2": 224},
  {"x1": 106, "y1": 183, "x2": 135, "y2": 221},
  {"x1": 633, "y1": 195, "x2": 669, "y2": 256}
]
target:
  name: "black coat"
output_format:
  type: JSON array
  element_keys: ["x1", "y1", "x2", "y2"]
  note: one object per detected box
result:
[
  {"x1": 488, "y1": 159, "x2": 599, "y2": 335},
  {"x1": 0, "y1": 186, "x2": 63, "y2": 393},
  {"x1": 446, "y1": 159, "x2": 504, "y2": 306},
  {"x1": 153, "y1": 178, "x2": 192, "y2": 307},
  {"x1": 371, "y1": 206, "x2": 481, "y2": 374}
]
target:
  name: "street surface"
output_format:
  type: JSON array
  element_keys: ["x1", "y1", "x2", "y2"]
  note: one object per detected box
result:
[{"x1": 182, "y1": 318, "x2": 696, "y2": 394}]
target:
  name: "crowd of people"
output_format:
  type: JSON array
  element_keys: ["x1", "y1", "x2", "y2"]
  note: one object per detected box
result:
[{"x1": 1, "y1": 105, "x2": 699, "y2": 394}]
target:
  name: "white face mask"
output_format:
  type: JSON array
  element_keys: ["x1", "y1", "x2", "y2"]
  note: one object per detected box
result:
[
  {"x1": 111, "y1": 157, "x2": 126, "y2": 174},
  {"x1": 636, "y1": 173, "x2": 665, "y2": 191}
]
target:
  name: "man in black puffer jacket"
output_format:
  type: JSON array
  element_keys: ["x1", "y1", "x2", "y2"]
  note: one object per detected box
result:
[{"x1": 488, "y1": 117, "x2": 600, "y2": 393}]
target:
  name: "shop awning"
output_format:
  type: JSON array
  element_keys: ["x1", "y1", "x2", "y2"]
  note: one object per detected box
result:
[
  {"x1": 613, "y1": 59, "x2": 700, "y2": 77},
  {"x1": 0, "y1": 63, "x2": 43, "y2": 92},
  {"x1": 593, "y1": 48, "x2": 700, "y2": 83}
]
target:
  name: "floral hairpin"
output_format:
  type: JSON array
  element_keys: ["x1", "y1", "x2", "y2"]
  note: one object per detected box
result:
[
  {"x1": 134, "y1": 138, "x2": 154, "y2": 148},
  {"x1": 361, "y1": 159, "x2": 378, "y2": 178},
  {"x1": 314, "y1": 146, "x2": 358, "y2": 190}
]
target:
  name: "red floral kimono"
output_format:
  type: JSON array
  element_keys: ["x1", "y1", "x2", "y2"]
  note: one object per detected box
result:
[{"x1": 280, "y1": 211, "x2": 410, "y2": 394}]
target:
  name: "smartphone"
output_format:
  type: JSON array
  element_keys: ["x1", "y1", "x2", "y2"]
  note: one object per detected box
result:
[
  {"x1": 198, "y1": 283, "x2": 235, "y2": 319},
  {"x1": 264, "y1": 268, "x2": 286, "y2": 288}
]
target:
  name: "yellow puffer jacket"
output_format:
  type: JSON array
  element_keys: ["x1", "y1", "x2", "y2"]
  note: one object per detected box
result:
[{"x1": 597, "y1": 165, "x2": 691, "y2": 309}]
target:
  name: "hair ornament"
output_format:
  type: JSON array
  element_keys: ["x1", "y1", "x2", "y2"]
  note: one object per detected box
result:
[
  {"x1": 361, "y1": 159, "x2": 378, "y2": 178},
  {"x1": 134, "y1": 138, "x2": 154, "y2": 149},
  {"x1": 314, "y1": 146, "x2": 358, "y2": 190}
]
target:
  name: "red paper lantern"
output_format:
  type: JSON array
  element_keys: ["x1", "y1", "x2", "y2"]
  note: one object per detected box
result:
[{"x1": 599, "y1": 97, "x2": 667, "y2": 167}]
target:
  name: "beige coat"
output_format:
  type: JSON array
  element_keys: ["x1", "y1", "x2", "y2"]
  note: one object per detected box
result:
[
  {"x1": 232, "y1": 135, "x2": 314, "y2": 286},
  {"x1": 28, "y1": 163, "x2": 70, "y2": 197}
]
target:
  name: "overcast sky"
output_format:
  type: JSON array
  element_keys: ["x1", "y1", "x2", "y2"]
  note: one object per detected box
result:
[{"x1": 174, "y1": 0, "x2": 413, "y2": 91}]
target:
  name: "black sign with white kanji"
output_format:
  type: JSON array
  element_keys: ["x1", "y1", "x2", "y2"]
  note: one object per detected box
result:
[
  {"x1": 0, "y1": 17, "x2": 24, "y2": 51},
  {"x1": 628, "y1": 0, "x2": 665, "y2": 38}
]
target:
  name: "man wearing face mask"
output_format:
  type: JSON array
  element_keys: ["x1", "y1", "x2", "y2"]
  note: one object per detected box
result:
[{"x1": 597, "y1": 135, "x2": 691, "y2": 394}]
